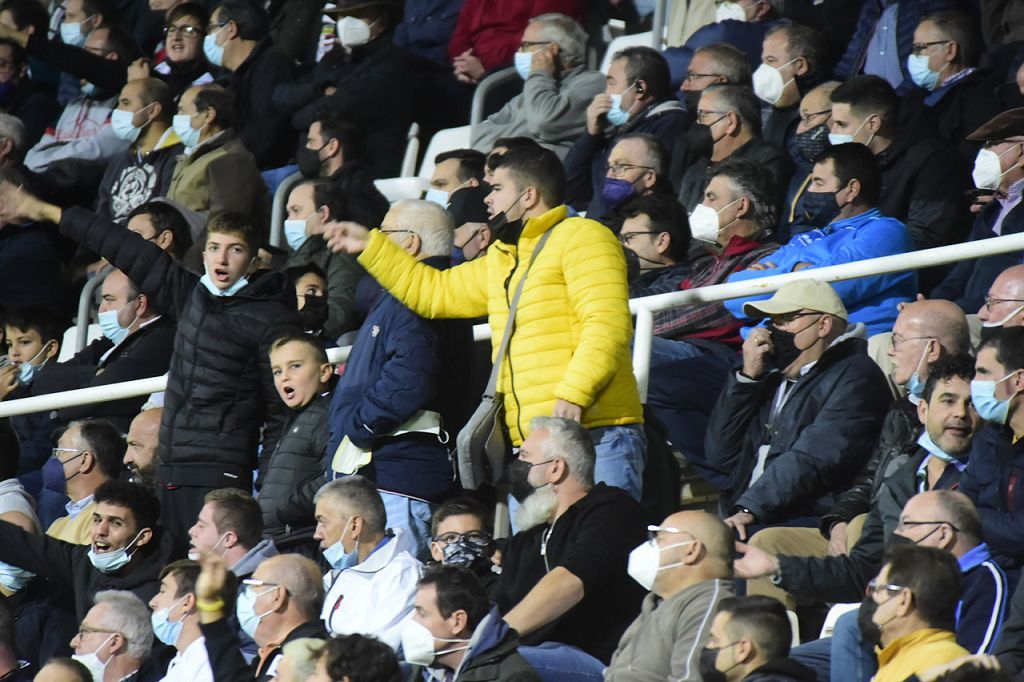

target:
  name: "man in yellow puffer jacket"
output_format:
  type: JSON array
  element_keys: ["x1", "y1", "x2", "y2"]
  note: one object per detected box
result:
[{"x1": 326, "y1": 145, "x2": 646, "y2": 499}]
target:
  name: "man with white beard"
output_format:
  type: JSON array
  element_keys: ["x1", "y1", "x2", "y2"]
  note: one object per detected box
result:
[{"x1": 491, "y1": 417, "x2": 647, "y2": 678}]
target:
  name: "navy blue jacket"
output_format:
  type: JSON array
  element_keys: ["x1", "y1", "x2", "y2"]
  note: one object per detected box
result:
[
  {"x1": 0, "y1": 222, "x2": 64, "y2": 312},
  {"x1": 960, "y1": 426, "x2": 1024, "y2": 569},
  {"x1": 931, "y1": 200, "x2": 1024, "y2": 312},
  {"x1": 394, "y1": 0, "x2": 464, "y2": 67},
  {"x1": 834, "y1": 0, "x2": 955, "y2": 92},
  {"x1": 326, "y1": 257, "x2": 473, "y2": 502},
  {"x1": 706, "y1": 334, "x2": 890, "y2": 523},
  {"x1": 563, "y1": 100, "x2": 687, "y2": 220}
]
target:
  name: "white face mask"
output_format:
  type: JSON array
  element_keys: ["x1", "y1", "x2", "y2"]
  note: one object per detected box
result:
[
  {"x1": 73, "y1": 633, "x2": 115, "y2": 682},
  {"x1": 752, "y1": 59, "x2": 797, "y2": 105},
  {"x1": 424, "y1": 188, "x2": 450, "y2": 207},
  {"x1": 973, "y1": 144, "x2": 1020, "y2": 191},
  {"x1": 828, "y1": 113, "x2": 877, "y2": 147},
  {"x1": 337, "y1": 15, "x2": 374, "y2": 48},
  {"x1": 689, "y1": 198, "x2": 742, "y2": 243},
  {"x1": 626, "y1": 538, "x2": 696, "y2": 591},
  {"x1": 715, "y1": 1, "x2": 749, "y2": 22},
  {"x1": 400, "y1": 619, "x2": 471, "y2": 667}
]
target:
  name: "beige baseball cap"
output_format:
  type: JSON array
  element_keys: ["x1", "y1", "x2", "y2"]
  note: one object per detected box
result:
[{"x1": 742, "y1": 279, "x2": 848, "y2": 321}]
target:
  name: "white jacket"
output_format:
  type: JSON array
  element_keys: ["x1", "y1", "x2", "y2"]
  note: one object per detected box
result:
[
  {"x1": 25, "y1": 95, "x2": 129, "y2": 171},
  {"x1": 321, "y1": 527, "x2": 423, "y2": 649}
]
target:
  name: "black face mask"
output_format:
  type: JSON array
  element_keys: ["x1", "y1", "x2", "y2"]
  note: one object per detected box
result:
[
  {"x1": 795, "y1": 124, "x2": 830, "y2": 163},
  {"x1": 623, "y1": 246, "x2": 641, "y2": 282},
  {"x1": 979, "y1": 324, "x2": 1002, "y2": 345},
  {"x1": 682, "y1": 89, "x2": 702, "y2": 113},
  {"x1": 858, "y1": 595, "x2": 882, "y2": 647},
  {"x1": 296, "y1": 142, "x2": 328, "y2": 179},
  {"x1": 685, "y1": 123, "x2": 714, "y2": 160},
  {"x1": 766, "y1": 317, "x2": 820, "y2": 372},
  {"x1": 697, "y1": 646, "x2": 734, "y2": 682},
  {"x1": 797, "y1": 189, "x2": 842, "y2": 229},
  {"x1": 506, "y1": 459, "x2": 538, "y2": 503},
  {"x1": 298, "y1": 293, "x2": 329, "y2": 333},
  {"x1": 488, "y1": 191, "x2": 528, "y2": 244}
]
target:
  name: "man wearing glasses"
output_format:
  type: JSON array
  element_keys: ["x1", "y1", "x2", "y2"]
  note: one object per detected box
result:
[
  {"x1": 978, "y1": 264, "x2": 1024, "y2": 341},
  {"x1": 46, "y1": 420, "x2": 123, "y2": 545},
  {"x1": 70, "y1": 590, "x2": 153, "y2": 682}
]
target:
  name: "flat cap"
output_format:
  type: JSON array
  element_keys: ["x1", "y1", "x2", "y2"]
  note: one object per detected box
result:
[{"x1": 967, "y1": 107, "x2": 1024, "y2": 142}]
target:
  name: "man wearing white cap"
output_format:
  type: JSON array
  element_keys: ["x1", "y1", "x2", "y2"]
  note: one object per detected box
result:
[{"x1": 705, "y1": 279, "x2": 891, "y2": 540}]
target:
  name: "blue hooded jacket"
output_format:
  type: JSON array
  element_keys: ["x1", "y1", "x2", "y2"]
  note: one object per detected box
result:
[{"x1": 724, "y1": 208, "x2": 916, "y2": 335}]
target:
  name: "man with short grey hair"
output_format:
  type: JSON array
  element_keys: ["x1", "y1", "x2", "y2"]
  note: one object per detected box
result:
[
  {"x1": 472, "y1": 13, "x2": 605, "y2": 158},
  {"x1": 326, "y1": 200, "x2": 474, "y2": 560},
  {"x1": 493, "y1": 416, "x2": 647, "y2": 675},
  {"x1": 0, "y1": 114, "x2": 25, "y2": 167},
  {"x1": 312, "y1": 476, "x2": 422, "y2": 648},
  {"x1": 71, "y1": 590, "x2": 152, "y2": 681}
]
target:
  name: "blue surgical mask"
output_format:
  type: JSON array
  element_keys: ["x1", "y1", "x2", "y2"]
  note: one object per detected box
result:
[
  {"x1": 98, "y1": 299, "x2": 139, "y2": 345},
  {"x1": 151, "y1": 594, "x2": 189, "y2": 646},
  {"x1": 200, "y1": 272, "x2": 250, "y2": 297},
  {"x1": 917, "y1": 430, "x2": 959, "y2": 465},
  {"x1": 88, "y1": 530, "x2": 145, "y2": 574},
  {"x1": 424, "y1": 188, "x2": 449, "y2": 207},
  {"x1": 323, "y1": 516, "x2": 357, "y2": 571},
  {"x1": 451, "y1": 246, "x2": 466, "y2": 265},
  {"x1": 236, "y1": 586, "x2": 275, "y2": 640},
  {"x1": 17, "y1": 344, "x2": 50, "y2": 386},
  {"x1": 514, "y1": 51, "x2": 533, "y2": 80},
  {"x1": 203, "y1": 32, "x2": 225, "y2": 67},
  {"x1": 110, "y1": 107, "x2": 148, "y2": 143},
  {"x1": 172, "y1": 113, "x2": 201, "y2": 149},
  {"x1": 0, "y1": 561, "x2": 33, "y2": 593},
  {"x1": 284, "y1": 218, "x2": 310, "y2": 251},
  {"x1": 907, "y1": 53, "x2": 942, "y2": 92},
  {"x1": 607, "y1": 86, "x2": 636, "y2": 127},
  {"x1": 971, "y1": 371, "x2": 1022, "y2": 425},
  {"x1": 60, "y1": 21, "x2": 87, "y2": 47},
  {"x1": 905, "y1": 341, "x2": 933, "y2": 400}
]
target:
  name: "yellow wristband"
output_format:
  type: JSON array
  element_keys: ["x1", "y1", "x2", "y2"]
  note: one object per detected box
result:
[{"x1": 195, "y1": 598, "x2": 225, "y2": 612}]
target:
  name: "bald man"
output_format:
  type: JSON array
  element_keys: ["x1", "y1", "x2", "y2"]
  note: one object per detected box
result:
[
  {"x1": 605, "y1": 511, "x2": 736, "y2": 682},
  {"x1": 979, "y1": 265, "x2": 1024, "y2": 337},
  {"x1": 34, "y1": 268, "x2": 175, "y2": 433},
  {"x1": 888, "y1": 299, "x2": 972, "y2": 402},
  {"x1": 124, "y1": 408, "x2": 161, "y2": 488}
]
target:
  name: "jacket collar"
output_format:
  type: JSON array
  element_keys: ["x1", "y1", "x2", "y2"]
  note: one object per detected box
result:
[
  {"x1": 876, "y1": 628, "x2": 959, "y2": 668},
  {"x1": 349, "y1": 527, "x2": 414, "y2": 574},
  {"x1": 521, "y1": 205, "x2": 570, "y2": 240},
  {"x1": 958, "y1": 542, "x2": 995, "y2": 573},
  {"x1": 714, "y1": 234, "x2": 770, "y2": 258},
  {"x1": 230, "y1": 538, "x2": 279, "y2": 577}
]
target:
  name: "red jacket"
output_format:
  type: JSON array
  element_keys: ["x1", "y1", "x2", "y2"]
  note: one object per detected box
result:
[{"x1": 448, "y1": 0, "x2": 584, "y2": 71}]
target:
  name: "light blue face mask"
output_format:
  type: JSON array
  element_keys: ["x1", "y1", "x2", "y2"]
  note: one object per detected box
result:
[
  {"x1": 17, "y1": 344, "x2": 50, "y2": 386},
  {"x1": 0, "y1": 561, "x2": 33, "y2": 593},
  {"x1": 200, "y1": 272, "x2": 250, "y2": 297},
  {"x1": 607, "y1": 83, "x2": 637, "y2": 127},
  {"x1": 151, "y1": 594, "x2": 189, "y2": 646},
  {"x1": 60, "y1": 21, "x2": 87, "y2": 47},
  {"x1": 88, "y1": 529, "x2": 144, "y2": 574},
  {"x1": 971, "y1": 370, "x2": 1022, "y2": 425},
  {"x1": 284, "y1": 215, "x2": 312, "y2": 251},
  {"x1": 172, "y1": 113, "x2": 202, "y2": 149},
  {"x1": 907, "y1": 54, "x2": 942, "y2": 91},
  {"x1": 905, "y1": 340, "x2": 934, "y2": 400},
  {"x1": 917, "y1": 430, "x2": 960, "y2": 465},
  {"x1": 236, "y1": 585, "x2": 276, "y2": 640},
  {"x1": 98, "y1": 299, "x2": 139, "y2": 346},
  {"x1": 203, "y1": 31, "x2": 225, "y2": 67},
  {"x1": 514, "y1": 51, "x2": 533, "y2": 80},
  {"x1": 323, "y1": 516, "x2": 358, "y2": 571}
]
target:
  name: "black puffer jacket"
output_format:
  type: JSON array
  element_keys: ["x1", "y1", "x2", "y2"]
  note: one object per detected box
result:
[
  {"x1": 59, "y1": 207, "x2": 301, "y2": 482},
  {"x1": 819, "y1": 398, "x2": 920, "y2": 536},
  {"x1": 260, "y1": 393, "x2": 331, "y2": 544}
]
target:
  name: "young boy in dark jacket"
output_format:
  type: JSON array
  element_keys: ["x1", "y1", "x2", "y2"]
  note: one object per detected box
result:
[
  {"x1": 260, "y1": 332, "x2": 332, "y2": 556},
  {"x1": 0, "y1": 183, "x2": 301, "y2": 544}
]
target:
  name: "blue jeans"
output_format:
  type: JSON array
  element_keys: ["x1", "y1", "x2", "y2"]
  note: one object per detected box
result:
[
  {"x1": 789, "y1": 609, "x2": 877, "y2": 682},
  {"x1": 590, "y1": 424, "x2": 646, "y2": 501},
  {"x1": 518, "y1": 643, "x2": 605, "y2": 682},
  {"x1": 380, "y1": 491, "x2": 435, "y2": 562},
  {"x1": 645, "y1": 337, "x2": 736, "y2": 488}
]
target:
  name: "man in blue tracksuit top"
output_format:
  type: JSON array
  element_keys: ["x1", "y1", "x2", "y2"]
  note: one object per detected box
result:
[{"x1": 724, "y1": 143, "x2": 915, "y2": 336}]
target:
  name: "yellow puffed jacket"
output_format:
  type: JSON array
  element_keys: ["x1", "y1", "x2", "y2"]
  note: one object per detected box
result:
[{"x1": 358, "y1": 205, "x2": 643, "y2": 445}]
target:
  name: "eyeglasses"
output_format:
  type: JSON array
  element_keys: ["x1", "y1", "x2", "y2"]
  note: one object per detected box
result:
[
  {"x1": 209, "y1": 20, "x2": 229, "y2": 31},
  {"x1": 519, "y1": 40, "x2": 552, "y2": 52},
  {"x1": 75, "y1": 625, "x2": 122, "y2": 639},
  {"x1": 52, "y1": 447, "x2": 87, "y2": 462},
  {"x1": 684, "y1": 72, "x2": 720, "y2": 83},
  {"x1": 646, "y1": 524, "x2": 689, "y2": 542},
  {"x1": 381, "y1": 229, "x2": 415, "y2": 235},
  {"x1": 866, "y1": 578, "x2": 907, "y2": 597},
  {"x1": 768, "y1": 311, "x2": 821, "y2": 327},
  {"x1": 895, "y1": 519, "x2": 959, "y2": 532},
  {"x1": 696, "y1": 109, "x2": 729, "y2": 125},
  {"x1": 890, "y1": 334, "x2": 935, "y2": 349},
  {"x1": 432, "y1": 531, "x2": 491, "y2": 546},
  {"x1": 799, "y1": 109, "x2": 831, "y2": 125},
  {"x1": 606, "y1": 162, "x2": 653, "y2": 177},
  {"x1": 618, "y1": 231, "x2": 659, "y2": 245},
  {"x1": 242, "y1": 578, "x2": 285, "y2": 595},
  {"x1": 984, "y1": 297, "x2": 1024, "y2": 310},
  {"x1": 164, "y1": 25, "x2": 201, "y2": 38},
  {"x1": 910, "y1": 40, "x2": 951, "y2": 56}
]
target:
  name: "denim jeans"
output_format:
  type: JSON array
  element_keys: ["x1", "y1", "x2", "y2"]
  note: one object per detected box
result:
[
  {"x1": 380, "y1": 491, "x2": 435, "y2": 562},
  {"x1": 789, "y1": 609, "x2": 877, "y2": 682},
  {"x1": 645, "y1": 337, "x2": 736, "y2": 488},
  {"x1": 590, "y1": 424, "x2": 647, "y2": 501},
  {"x1": 518, "y1": 643, "x2": 606, "y2": 682}
]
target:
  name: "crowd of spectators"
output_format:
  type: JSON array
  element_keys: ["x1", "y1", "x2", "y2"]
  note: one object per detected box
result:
[{"x1": 0, "y1": 0, "x2": 1020, "y2": 681}]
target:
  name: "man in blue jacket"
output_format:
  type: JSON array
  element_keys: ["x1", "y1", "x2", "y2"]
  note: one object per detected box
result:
[
  {"x1": 325, "y1": 200, "x2": 474, "y2": 559},
  {"x1": 725, "y1": 143, "x2": 915, "y2": 336}
]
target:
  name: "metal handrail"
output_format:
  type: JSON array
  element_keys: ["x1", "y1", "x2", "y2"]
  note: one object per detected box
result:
[
  {"x1": 75, "y1": 265, "x2": 112, "y2": 352},
  {"x1": 2, "y1": 232, "x2": 1023, "y2": 418}
]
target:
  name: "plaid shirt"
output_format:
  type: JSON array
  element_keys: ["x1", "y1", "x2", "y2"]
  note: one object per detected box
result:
[{"x1": 653, "y1": 235, "x2": 778, "y2": 347}]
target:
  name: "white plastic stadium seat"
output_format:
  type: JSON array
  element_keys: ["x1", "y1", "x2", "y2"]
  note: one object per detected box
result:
[
  {"x1": 418, "y1": 125, "x2": 473, "y2": 180},
  {"x1": 399, "y1": 122, "x2": 420, "y2": 178},
  {"x1": 374, "y1": 177, "x2": 430, "y2": 203},
  {"x1": 600, "y1": 31, "x2": 655, "y2": 73}
]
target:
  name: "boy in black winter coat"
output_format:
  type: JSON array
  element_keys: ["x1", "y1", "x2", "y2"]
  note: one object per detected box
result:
[
  {"x1": 0, "y1": 182, "x2": 302, "y2": 545},
  {"x1": 259, "y1": 333, "x2": 332, "y2": 557}
]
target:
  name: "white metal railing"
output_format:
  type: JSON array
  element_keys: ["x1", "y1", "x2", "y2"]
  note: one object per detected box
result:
[{"x1": 2, "y1": 232, "x2": 1023, "y2": 419}]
